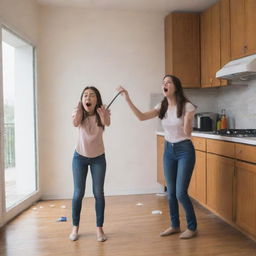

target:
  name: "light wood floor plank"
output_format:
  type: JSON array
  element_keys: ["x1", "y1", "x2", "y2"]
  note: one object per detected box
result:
[{"x1": 0, "y1": 194, "x2": 256, "y2": 256}]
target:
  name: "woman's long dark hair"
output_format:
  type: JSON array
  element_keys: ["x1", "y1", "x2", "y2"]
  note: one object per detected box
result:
[
  {"x1": 80, "y1": 86, "x2": 104, "y2": 128},
  {"x1": 159, "y1": 75, "x2": 193, "y2": 119}
]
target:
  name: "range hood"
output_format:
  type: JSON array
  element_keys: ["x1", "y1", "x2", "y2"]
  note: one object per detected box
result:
[{"x1": 216, "y1": 54, "x2": 256, "y2": 81}]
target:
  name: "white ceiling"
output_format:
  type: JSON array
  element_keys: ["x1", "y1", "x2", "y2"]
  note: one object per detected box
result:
[{"x1": 37, "y1": 0, "x2": 219, "y2": 12}]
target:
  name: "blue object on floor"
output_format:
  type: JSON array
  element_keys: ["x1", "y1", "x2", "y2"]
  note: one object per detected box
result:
[{"x1": 57, "y1": 216, "x2": 67, "y2": 222}]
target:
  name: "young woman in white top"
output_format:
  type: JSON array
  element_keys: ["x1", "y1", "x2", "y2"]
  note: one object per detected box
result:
[
  {"x1": 69, "y1": 86, "x2": 110, "y2": 242},
  {"x1": 118, "y1": 75, "x2": 197, "y2": 239}
]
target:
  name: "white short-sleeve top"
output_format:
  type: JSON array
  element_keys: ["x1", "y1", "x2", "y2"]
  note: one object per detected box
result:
[{"x1": 155, "y1": 102, "x2": 196, "y2": 143}]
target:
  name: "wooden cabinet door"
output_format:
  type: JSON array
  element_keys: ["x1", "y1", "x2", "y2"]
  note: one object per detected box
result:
[
  {"x1": 200, "y1": 8, "x2": 212, "y2": 88},
  {"x1": 231, "y1": 0, "x2": 256, "y2": 59},
  {"x1": 245, "y1": 0, "x2": 256, "y2": 56},
  {"x1": 230, "y1": 0, "x2": 245, "y2": 59},
  {"x1": 220, "y1": 0, "x2": 230, "y2": 86},
  {"x1": 165, "y1": 13, "x2": 200, "y2": 88},
  {"x1": 201, "y1": 2, "x2": 223, "y2": 88},
  {"x1": 189, "y1": 150, "x2": 206, "y2": 204},
  {"x1": 211, "y1": 2, "x2": 221, "y2": 87},
  {"x1": 157, "y1": 135, "x2": 165, "y2": 186},
  {"x1": 235, "y1": 161, "x2": 256, "y2": 237},
  {"x1": 195, "y1": 151, "x2": 206, "y2": 204},
  {"x1": 207, "y1": 153, "x2": 234, "y2": 222}
]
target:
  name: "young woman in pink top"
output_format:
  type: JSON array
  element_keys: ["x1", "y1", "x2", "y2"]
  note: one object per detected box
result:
[
  {"x1": 118, "y1": 75, "x2": 197, "y2": 239},
  {"x1": 69, "y1": 86, "x2": 110, "y2": 242}
]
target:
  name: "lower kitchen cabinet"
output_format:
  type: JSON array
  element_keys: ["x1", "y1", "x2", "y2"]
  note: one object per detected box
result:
[
  {"x1": 235, "y1": 160, "x2": 256, "y2": 238},
  {"x1": 207, "y1": 153, "x2": 234, "y2": 222},
  {"x1": 157, "y1": 134, "x2": 256, "y2": 240},
  {"x1": 189, "y1": 150, "x2": 206, "y2": 204}
]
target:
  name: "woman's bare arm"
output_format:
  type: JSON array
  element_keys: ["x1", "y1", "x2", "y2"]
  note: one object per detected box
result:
[
  {"x1": 117, "y1": 86, "x2": 158, "y2": 121},
  {"x1": 72, "y1": 101, "x2": 83, "y2": 127},
  {"x1": 183, "y1": 110, "x2": 195, "y2": 136}
]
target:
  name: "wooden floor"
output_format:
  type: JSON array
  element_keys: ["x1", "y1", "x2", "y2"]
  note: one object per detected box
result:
[{"x1": 0, "y1": 194, "x2": 256, "y2": 256}]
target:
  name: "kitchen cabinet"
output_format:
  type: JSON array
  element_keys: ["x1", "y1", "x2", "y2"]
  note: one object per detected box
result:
[
  {"x1": 190, "y1": 150, "x2": 207, "y2": 204},
  {"x1": 206, "y1": 139, "x2": 235, "y2": 222},
  {"x1": 207, "y1": 139, "x2": 235, "y2": 158},
  {"x1": 190, "y1": 137, "x2": 206, "y2": 204},
  {"x1": 235, "y1": 143, "x2": 256, "y2": 163},
  {"x1": 157, "y1": 134, "x2": 256, "y2": 239},
  {"x1": 165, "y1": 13, "x2": 200, "y2": 88},
  {"x1": 230, "y1": 0, "x2": 256, "y2": 59},
  {"x1": 200, "y1": 0, "x2": 230, "y2": 88},
  {"x1": 235, "y1": 143, "x2": 256, "y2": 238},
  {"x1": 235, "y1": 160, "x2": 256, "y2": 238},
  {"x1": 157, "y1": 135, "x2": 165, "y2": 187},
  {"x1": 185, "y1": 135, "x2": 256, "y2": 240},
  {"x1": 207, "y1": 153, "x2": 234, "y2": 222}
]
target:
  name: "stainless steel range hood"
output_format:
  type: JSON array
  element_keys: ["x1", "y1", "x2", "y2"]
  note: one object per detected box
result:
[{"x1": 216, "y1": 54, "x2": 256, "y2": 81}]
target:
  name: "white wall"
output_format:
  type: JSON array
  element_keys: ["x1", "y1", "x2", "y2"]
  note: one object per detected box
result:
[
  {"x1": 38, "y1": 5, "x2": 166, "y2": 199},
  {"x1": 0, "y1": 0, "x2": 38, "y2": 44}
]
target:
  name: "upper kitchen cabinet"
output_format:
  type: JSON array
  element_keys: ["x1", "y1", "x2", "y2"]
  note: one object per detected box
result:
[
  {"x1": 230, "y1": 0, "x2": 256, "y2": 60},
  {"x1": 165, "y1": 13, "x2": 200, "y2": 88},
  {"x1": 200, "y1": 0, "x2": 230, "y2": 88}
]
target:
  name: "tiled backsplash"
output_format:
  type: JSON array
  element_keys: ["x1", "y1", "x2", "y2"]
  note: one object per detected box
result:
[
  {"x1": 187, "y1": 80, "x2": 256, "y2": 129},
  {"x1": 216, "y1": 81, "x2": 256, "y2": 128},
  {"x1": 151, "y1": 80, "x2": 256, "y2": 129}
]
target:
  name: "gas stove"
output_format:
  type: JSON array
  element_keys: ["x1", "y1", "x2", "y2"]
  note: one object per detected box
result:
[{"x1": 213, "y1": 129, "x2": 256, "y2": 137}]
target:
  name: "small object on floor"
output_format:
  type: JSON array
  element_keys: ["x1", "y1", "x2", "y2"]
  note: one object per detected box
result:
[
  {"x1": 97, "y1": 234, "x2": 107, "y2": 242},
  {"x1": 32, "y1": 207, "x2": 37, "y2": 210},
  {"x1": 151, "y1": 210, "x2": 162, "y2": 215},
  {"x1": 160, "y1": 227, "x2": 181, "y2": 236},
  {"x1": 49, "y1": 204, "x2": 55, "y2": 208},
  {"x1": 69, "y1": 233, "x2": 79, "y2": 241},
  {"x1": 155, "y1": 193, "x2": 167, "y2": 197},
  {"x1": 39, "y1": 206, "x2": 44, "y2": 209},
  {"x1": 179, "y1": 229, "x2": 197, "y2": 239},
  {"x1": 136, "y1": 202, "x2": 143, "y2": 206},
  {"x1": 61, "y1": 205, "x2": 66, "y2": 209},
  {"x1": 57, "y1": 216, "x2": 67, "y2": 222}
]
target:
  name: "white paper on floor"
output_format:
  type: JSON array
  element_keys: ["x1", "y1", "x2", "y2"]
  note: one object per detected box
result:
[
  {"x1": 155, "y1": 193, "x2": 167, "y2": 197},
  {"x1": 136, "y1": 202, "x2": 144, "y2": 206},
  {"x1": 60, "y1": 205, "x2": 66, "y2": 209},
  {"x1": 152, "y1": 210, "x2": 162, "y2": 215}
]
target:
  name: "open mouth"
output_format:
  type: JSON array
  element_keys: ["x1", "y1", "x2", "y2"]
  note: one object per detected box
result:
[
  {"x1": 86, "y1": 103, "x2": 92, "y2": 107},
  {"x1": 164, "y1": 88, "x2": 168, "y2": 92}
]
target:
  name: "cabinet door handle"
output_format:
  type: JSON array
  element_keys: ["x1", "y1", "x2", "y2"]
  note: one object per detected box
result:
[{"x1": 244, "y1": 45, "x2": 248, "y2": 54}]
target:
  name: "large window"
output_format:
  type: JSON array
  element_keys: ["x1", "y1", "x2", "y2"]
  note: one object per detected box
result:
[{"x1": 1, "y1": 28, "x2": 37, "y2": 210}]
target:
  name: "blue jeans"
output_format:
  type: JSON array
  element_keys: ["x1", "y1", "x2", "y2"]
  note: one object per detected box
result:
[
  {"x1": 163, "y1": 139, "x2": 197, "y2": 231},
  {"x1": 72, "y1": 151, "x2": 106, "y2": 227}
]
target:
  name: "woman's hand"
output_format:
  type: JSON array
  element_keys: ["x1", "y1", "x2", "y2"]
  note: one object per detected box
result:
[
  {"x1": 97, "y1": 105, "x2": 111, "y2": 126},
  {"x1": 117, "y1": 86, "x2": 130, "y2": 101}
]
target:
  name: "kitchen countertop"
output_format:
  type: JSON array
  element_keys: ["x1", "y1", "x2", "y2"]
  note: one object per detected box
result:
[{"x1": 156, "y1": 131, "x2": 256, "y2": 146}]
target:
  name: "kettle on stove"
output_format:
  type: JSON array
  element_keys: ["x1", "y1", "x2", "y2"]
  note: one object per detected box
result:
[{"x1": 193, "y1": 112, "x2": 218, "y2": 131}]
